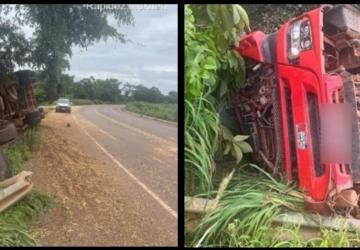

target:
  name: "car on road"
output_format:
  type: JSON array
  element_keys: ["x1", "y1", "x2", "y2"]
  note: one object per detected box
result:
[{"x1": 55, "y1": 98, "x2": 71, "y2": 113}]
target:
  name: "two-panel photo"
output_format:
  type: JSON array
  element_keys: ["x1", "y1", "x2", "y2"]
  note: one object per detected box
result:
[
  {"x1": 186, "y1": 3, "x2": 360, "y2": 248},
  {"x1": 0, "y1": 3, "x2": 359, "y2": 248}
]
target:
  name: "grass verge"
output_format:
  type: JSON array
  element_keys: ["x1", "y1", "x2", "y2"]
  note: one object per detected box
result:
[
  {"x1": 5, "y1": 127, "x2": 41, "y2": 176},
  {"x1": 1, "y1": 126, "x2": 53, "y2": 246},
  {"x1": 186, "y1": 164, "x2": 360, "y2": 247},
  {"x1": 125, "y1": 101, "x2": 177, "y2": 122}
]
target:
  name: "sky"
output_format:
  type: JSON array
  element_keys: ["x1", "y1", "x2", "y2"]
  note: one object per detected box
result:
[{"x1": 16, "y1": 4, "x2": 178, "y2": 95}]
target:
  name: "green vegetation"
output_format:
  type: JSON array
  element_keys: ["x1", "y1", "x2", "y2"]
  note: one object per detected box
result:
[
  {"x1": 185, "y1": 4, "x2": 360, "y2": 247},
  {"x1": 34, "y1": 73, "x2": 177, "y2": 106},
  {"x1": 186, "y1": 164, "x2": 302, "y2": 247},
  {"x1": 186, "y1": 164, "x2": 360, "y2": 247},
  {"x1": 126, "y1": 101, "x2": 177, "y2": 122},
  {"x1": 185, "y1": 4, "x2": 249, "y2": 196},
  {"x1": 0, "y1": 4, "x2": 134, "y2": 101},
  {"x1": 4, "y1": 127, "x2": 41, "y2": 176},
  {"x1": 1, "y1": 126, "x2": 52, "y2": 246},
  {"x1": 0, "y1": 190, "x2": 52, "y2": 246}
]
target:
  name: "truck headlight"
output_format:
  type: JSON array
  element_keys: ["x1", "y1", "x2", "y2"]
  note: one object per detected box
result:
[
  {"x1": 288, "y1": 19, "x2": 312, "y2": 62},
  {"x1": 300, "y1": 20, "x2": 312, "y2": 50},
  {"x1": 288, "y1": 21, "x2": 301, "y2": 60}
]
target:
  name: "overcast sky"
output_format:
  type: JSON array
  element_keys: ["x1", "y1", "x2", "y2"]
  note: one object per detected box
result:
[{"x1": 17, "y1": 4, "x2": 178, "y2": 94}]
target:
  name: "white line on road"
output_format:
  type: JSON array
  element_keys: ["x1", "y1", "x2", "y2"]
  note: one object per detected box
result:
[
  {"x1": 72, "y1": 113, "x2": 178, "y2": 219},
  {"x1": 94, "y1": 109, "x2": 175, "y2": 147}
]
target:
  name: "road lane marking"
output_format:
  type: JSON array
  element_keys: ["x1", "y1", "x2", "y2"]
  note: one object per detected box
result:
[
  {"x1": 77, "y1": 115, "x2": 117, "y2": 140},
  {"x1": 94, "y1": 109, "x2": 175, "y2": 147},
  {"x1": 72, "y1": 113, "x2": 178, "y2": 219}
]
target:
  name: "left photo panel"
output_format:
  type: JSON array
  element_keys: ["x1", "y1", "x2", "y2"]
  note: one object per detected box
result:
[{"x1": 0, "y1": 4, "x2": 178, "y2": 247}]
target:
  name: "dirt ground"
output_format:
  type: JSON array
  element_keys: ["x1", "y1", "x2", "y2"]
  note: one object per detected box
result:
[{"x1": 25, "y1": 107, "x2": 177, "y2": 246}]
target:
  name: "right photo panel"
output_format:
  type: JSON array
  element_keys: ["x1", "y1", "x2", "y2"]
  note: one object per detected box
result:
[{"x1": 185, "y1": 4, "x2": 360, "y2": 247}]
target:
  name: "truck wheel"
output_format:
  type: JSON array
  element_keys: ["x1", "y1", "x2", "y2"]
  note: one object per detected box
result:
[
  {"x1": 0, "y1": 148, "x2": 11, "y2": 181},
  {"x1": 0, "y1": 122, "x2": 18, "y2": 145},
  {"x1": 38, "y1": 107, "x2": 45, "y2": 119},
  {"x1": 24, "y1": 110, "x2": 41, "y2": 126}
]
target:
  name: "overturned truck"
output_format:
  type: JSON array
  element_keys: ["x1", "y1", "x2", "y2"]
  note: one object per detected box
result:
[
  {"x1": 230, "y1": 4, "x2": 360, "y2": 216},
  {"x1": 0, "y1": 70, "x2": 43, "y2": 212}
]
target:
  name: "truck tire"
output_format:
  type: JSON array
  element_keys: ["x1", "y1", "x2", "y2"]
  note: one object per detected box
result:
[
  {"x1": 24, "y1": 109, "x2": 41, "y2": 126},
  {"x1": 0, "y1": 122, "x2": 18, "y2": 145},
  {"x1": 38, "y1": 107, "x2": 45, "y2": 119},
  {"x1": 0, "y1": 148, "x2": 11, "y2": 181}
]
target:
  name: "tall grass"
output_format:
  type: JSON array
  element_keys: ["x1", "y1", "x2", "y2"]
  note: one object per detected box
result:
[
  {"x1": 1, "y1": 126, "x2": 52, "y2": 246},
  {"x1": 126, "y1": 101, "x2": 177, "y2": 122},
  {"x1": 187, "y1": 164, "x2": 304, "y2": 247},
  {"x1": 186, "y1": 164, "x2": 360, "y2": 247},
  {"x1": 185, "y1": 5, "x2": 223, "y2": 196},
  {"x1": 4, "y1": 126, "x2": 41, "y2": 176},
  {"x1": 185, "y1": 5, "x2": 251, "y2": 196},
  {"x1": 185, "y1": 98, "x2": 219, "y2": 195},
  {"x1": 0, "y1": 190, "x2": 52, "y2": 246}
]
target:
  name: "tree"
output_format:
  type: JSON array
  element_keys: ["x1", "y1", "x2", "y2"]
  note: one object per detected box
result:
[
  {"x1": 185, "y1": 5, "x2": 250, "y2": 195},
  {"x1": 60, "y1": 74, "x2": 75, "y2": 98},
  {"x1": 0, "y1": 21, "x2": 31, "y2": 79},
  {"x1": 132, "y1": 85, "x2": 164, "y2": 103},
  {"x1": 75, "y1": 77, "x2": 95, "y2": 100},
  {"x1": 167, "y1": 91, "x2": 177, "y2": 103},
  {"x1": 0, "y1": 4, "x2": 134, "y2": 101},
  {"x1": 121, "y1": 82, "x2": 136, "y2": 101},
  {"x1": 92, "y1": 78, "x2": 122, "y2": 103}
]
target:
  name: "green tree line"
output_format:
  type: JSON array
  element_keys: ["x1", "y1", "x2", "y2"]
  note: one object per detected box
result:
[{"x1": 33, "y1": 73, "x2": 177, "y2": 104}]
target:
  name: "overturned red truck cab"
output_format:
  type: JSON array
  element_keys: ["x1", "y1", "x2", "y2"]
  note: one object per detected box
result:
[{"x1": 232, "y1": 4, "x2": 360, "y2": 215}]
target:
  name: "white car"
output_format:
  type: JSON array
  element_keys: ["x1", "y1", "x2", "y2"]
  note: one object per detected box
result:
[{"x1": 55, "y1": 98, "x2": 71, "y2": 113}]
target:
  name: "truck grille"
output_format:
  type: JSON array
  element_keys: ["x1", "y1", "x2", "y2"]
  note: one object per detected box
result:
[
  {"x1": 307, "y1": 93, "x2": 324, "y2": 177},
  {"x1": 285, "y1": 88, "x2": 298, "y2": 183}
]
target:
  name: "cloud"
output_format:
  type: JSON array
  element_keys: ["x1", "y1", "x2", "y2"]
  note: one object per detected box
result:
[
  {"x1": 11, "y1": 4, "x2": 178, "y2": 94},
  {"x1": 142, "y1": 65, "x2": 177, "y2": 73},
  {"x1": 65, "y1": 4, "x2": 178, "y2": 94}
]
